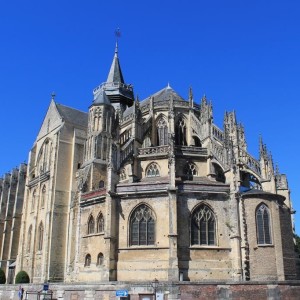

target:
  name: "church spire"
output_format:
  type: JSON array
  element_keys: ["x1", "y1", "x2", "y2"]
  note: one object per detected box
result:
[
  {"x1": 101, "y1": 42, "x2": 134, "y2": 110},
  {"x1": 106, "y1": 41, "x2": 124, "y2": 84}
]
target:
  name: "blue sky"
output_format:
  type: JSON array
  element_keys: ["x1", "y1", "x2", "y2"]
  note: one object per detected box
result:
[{"x1": 1, "y1": 1, "x2": 300, "y2": 232}]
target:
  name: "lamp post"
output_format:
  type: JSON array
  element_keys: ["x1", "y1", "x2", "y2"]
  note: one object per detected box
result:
[{"x1": 152, "y1": 278, "x2": 158, "y2": 300}]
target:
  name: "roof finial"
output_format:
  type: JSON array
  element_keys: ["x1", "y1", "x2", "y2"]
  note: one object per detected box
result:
[
  {"x1": 115, "y1": 28, "x2": 121, "y2": 54},
  {"x1": 51, "y1": 92, "x2": 56, "y2": 101}
]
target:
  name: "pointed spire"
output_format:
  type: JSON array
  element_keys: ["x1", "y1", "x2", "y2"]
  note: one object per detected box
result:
[{"x1": 106, "y1": 43, "x2": 124, "y2": 84}]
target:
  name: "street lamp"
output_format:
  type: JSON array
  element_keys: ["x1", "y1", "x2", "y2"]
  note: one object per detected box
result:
[{"x1": 152, "y1": 278, "x2": 159, "y2": 300}]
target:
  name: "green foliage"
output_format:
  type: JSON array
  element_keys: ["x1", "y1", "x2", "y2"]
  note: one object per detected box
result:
[
  {"x1": 0, "y1": 269, "x2": 6, "y2": 284},
  {"x1": 15, "y1": 271, "x2": 30, "y2": 284}
]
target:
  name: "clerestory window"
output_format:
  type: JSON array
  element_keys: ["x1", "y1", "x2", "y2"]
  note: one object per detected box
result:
[
  {"x1": 156, "y1": 117, "x2": 168, "y2": 146},
  {"x1": 175, "y1": 116, "x2": 187, "y2": 145}
]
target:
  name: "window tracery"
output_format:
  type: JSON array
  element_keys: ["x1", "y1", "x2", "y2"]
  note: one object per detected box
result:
[
  {"x1": 157, "y1": 117, "x2": 168, "y2": 146},
  {"x1": 256, "y1": 204, "x2": 272, "y2": 244},
  {"x1": 130, "y1": 204, "x2": 155, "y2": 246},
  {"x1": 146, "y1": 163, "x2": 160, "y2": 177},
  {"x1": 191, "y1": 205, "x2": 216, "y2": 246},
  {"x1": 184, "y1": 162, "x2": 198, "y2": 176},
  {"x1": 175, "y1": 116, "x2": 187, "y2": 145}
]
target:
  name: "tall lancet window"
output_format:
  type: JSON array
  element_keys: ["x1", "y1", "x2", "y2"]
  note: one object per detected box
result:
[
  {"x1": 27, "y1": 225, "x2": 32, "y2": 253},
  {"x1": 41, "y1": 185, "x2": 46, "y2": 208},
  {"x1": 88, "y1": 215, "x2": 95, "y2": 235},
  {"x1": 97, "y1": 213, "x2": 104, "y2": 233},
  {"x1": 31, "y1": 190, "x2": 36, "y2": 212},
  {"x1": 175, "y1": 116, "x2": 187, "y2": 145},
  {"x1": 38, "y1": 222, "x2": 44, "y2": 251},
  {"x1": 256, "y1": 204, "x2": 272, "y2": 244},
  {"x1": 130, "y1": 204, "x2": 155, "y2": 246},
  {"x1": 96, "y1": 135, "x2": 102, "y2": 159},
  {"x1": 191, "y1": 205, "x2": 216, "y2": 246},
  {"x1": 156, "y1": 117, "x2": 168, "y2": 146}
]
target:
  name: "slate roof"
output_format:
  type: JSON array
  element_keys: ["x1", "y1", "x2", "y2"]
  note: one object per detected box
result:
[
  {"x1": 93, "y1": 88, "x2": 111, "y2": 105},
  {"x1": 106, "y1": 43, "x2": 124, "y2": 84},
  {"x1": 56, "y1": 103, "x2": 88, "y2": 128},
  {"x1": 140, "y1": 85, "x2": 186, "y2": 108}
]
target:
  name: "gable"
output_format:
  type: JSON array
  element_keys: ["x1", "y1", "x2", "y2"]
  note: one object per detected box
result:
[{"x1": 36, "y1": 100, "x2": 63, "y2": 142}]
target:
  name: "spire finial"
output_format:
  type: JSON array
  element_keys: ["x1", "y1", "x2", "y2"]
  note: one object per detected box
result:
[
  {"x1": 115, "y1": 28, "x2": 121, "y2": 54},
  {"x1": 51, "y1": 92, "x2": 56, "y2": 101}
]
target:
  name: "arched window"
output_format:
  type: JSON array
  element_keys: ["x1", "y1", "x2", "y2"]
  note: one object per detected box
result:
[
  {"x1": 99, "y1": 180, "x2": 104, "y2": 188},
  {"x1": 191, "y1": 205, "x2": 216, "y2": 246},
  {"x1": 88, "y1": 215, "x2": 95, "y2": 234},
  {"x1": 38, "y1": 222, "x2": 44, "y2": 251},
  {"x1": 192, "y1": 136, "x2": 202, "y2": 147},
  {"x1": 213, "y1": 163, "x2": 225, "y2": 183},
  {"x1": 41, "y1": 185, "x2": 46, "y2": 208},
  {"x1": 184, "y1": 162, "x2": 198, "y2": 177},
  {"x1": 27, "y1": 225, "x2": 32, "y2": 253},
  {"x1": 31, "y1": 190, "x2": 36, "y2": 212},
  {"x1": 175, "y1": 116, "x2": 187, "y2": 145},
  {"x1": 146, "y1": 163, "x2": 160, "y2": 177},
  {"x1": 256, "y1": 204, "x2": 272, "y2": 244},
  {"x1": 156, "y1": 117, "x2": 168, "y2": 146},
  {"x1": 97, "y1": 253, "x2": 104, "y2": 266},
  {"x1": 130, "y1": 204, "x2": 155, "y2": 246},
  {"x1": 97, "y1": 213, "x2": 104, "y2": 233},
  {"x1": 85, "y1": 254, "x2": 91, "y2": 267}
]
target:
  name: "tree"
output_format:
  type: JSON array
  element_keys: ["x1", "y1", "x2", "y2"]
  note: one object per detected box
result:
[
  {"x1": 0, "y1": 269, "x2": 6, "y2": 284},
  {"x1": 15, "y1": 271, "x2": 30, "y2": 284}
]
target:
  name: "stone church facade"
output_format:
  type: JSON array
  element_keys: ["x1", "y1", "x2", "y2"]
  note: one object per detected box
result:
[{"x1": 0, "y1": 44, "x2": 297, "y2": 286}]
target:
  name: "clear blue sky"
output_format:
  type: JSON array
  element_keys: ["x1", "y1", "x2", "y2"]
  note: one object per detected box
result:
[{"x1": 1, "y1": 1, "x2": 300, "y2": 232}]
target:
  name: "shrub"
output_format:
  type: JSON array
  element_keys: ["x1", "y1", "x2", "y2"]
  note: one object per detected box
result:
[
  {"x1": 15, "y1": 271, "x2": 30, "y2": 284},
  {"x1": 0, "y1": 269, "x2": 6, "y2": 284}
]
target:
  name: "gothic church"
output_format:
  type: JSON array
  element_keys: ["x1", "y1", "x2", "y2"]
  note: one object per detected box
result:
[{"x1": 0, "y1": 44, "x2": 297, "y2": 285}]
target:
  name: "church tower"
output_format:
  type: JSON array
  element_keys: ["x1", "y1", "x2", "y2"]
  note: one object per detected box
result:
[{"x1": 75, "y1": 44, "x2": 134, "y2": 282}]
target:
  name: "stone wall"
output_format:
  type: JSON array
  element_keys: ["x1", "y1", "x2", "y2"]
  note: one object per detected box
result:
[{"x1": 1, "y1": 281, "x2": 300, "y2": 300}]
